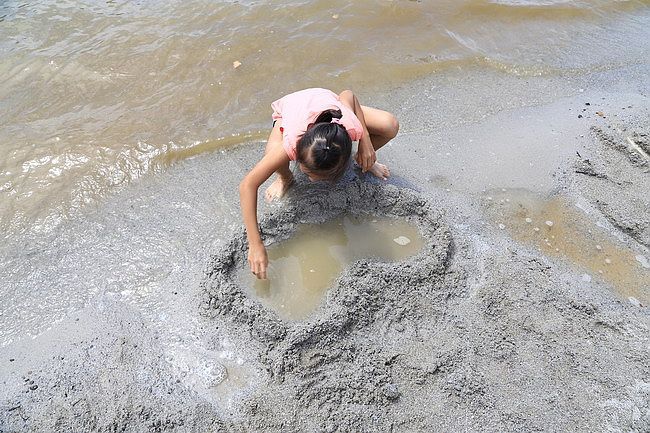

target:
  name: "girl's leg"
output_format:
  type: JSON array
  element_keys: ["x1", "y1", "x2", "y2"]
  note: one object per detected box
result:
[
  {"x1": 359, "y1": 105, "x2": 399, "y2": 179},
  {"x1": 264, "y1": 121, "x2": 294, "y2": 201},
  {"x1": 360, "y1": 105, "x2": 399, "y2": 151}
]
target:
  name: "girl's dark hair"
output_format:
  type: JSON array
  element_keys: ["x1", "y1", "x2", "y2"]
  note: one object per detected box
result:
[{"x1": 296, "y1": 109, "x2": 352, "y2": 182}]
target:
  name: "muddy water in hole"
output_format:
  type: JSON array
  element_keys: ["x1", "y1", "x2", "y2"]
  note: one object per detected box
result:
[
  {"x1": 239, "y1": 215, "x2": 424, "y2": 320},
  {"x1": 486, "y1": 189, "x2": 650, "y2": 304}
]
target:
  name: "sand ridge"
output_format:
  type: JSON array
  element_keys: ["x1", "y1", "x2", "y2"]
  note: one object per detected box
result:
[{"x1": 200, "y1": 180, "x2": 455, "y2": 429}]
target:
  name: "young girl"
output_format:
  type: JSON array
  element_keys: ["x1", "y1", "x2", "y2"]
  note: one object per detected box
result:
[{"x1": 239, "y1": 88, "x2": 399, "y2": 279}]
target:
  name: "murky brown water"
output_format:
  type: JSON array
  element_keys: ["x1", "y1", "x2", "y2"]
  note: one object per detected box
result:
[
  {"x1": 485, "y1": 189, "x2": 650, "y2": 304},
  {"x1": 1, "y1": 0, "x2": 649, "y2": 239},
  {"x1": 239, "y1": 215, "x2": 423, "y2": 320}
]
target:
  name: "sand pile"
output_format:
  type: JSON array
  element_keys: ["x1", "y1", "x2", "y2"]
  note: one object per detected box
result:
[{"x1": 200, "y1": 180, "x2": 458, "y2": 430}]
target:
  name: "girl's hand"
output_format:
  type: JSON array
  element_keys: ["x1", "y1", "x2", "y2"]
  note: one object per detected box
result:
[
  {"x1": 248, "y1": 242, "x2": 268, "y2": 279},
  {"x1": 356, "y1": 140, "x2": 377, "y2": 172}
]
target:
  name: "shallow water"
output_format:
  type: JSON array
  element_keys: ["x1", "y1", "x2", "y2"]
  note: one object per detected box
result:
[
  {"x1": 1, "y1": 0, "x2": 649, "y2": 240},
  {"x1": 239, "y1": 215, "x2": 424, "y2": 320},
  {"x1": 486, "y1": 188, "x2": 650, "y2": 304}
]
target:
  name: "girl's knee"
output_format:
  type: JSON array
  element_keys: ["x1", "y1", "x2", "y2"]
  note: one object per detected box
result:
[{"x1": 386, "y1": 114, "x2": 399, "y2": 139}]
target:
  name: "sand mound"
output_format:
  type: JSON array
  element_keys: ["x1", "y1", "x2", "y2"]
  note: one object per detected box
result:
[{"x1": 200, "y1": 180, "x2": 456, "y2": 430}]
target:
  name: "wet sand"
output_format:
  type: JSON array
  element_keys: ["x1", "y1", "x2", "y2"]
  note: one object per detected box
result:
[{"x1": 1, "y1": 63, "x2": 649, "y2": 431}]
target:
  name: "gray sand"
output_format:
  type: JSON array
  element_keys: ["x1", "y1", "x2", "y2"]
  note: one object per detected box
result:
[{"x1": 1, "y1": 64, "x2": 649, "y2": 432}]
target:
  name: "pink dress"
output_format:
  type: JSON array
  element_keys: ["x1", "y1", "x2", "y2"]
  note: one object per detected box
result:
[{"x1": 271, "y1": 88, "x2": 364, "y2": 161}]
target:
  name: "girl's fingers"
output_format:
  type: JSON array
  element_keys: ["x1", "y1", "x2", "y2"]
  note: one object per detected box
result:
[
  {"x1": 255, "y1": 262, "x2": 266, "y2": 279},
  {"x1": 357, "y1": 155, "x2": 366, "y2": 172},
  {"x1": 251, "y1": 261, "x2": 268, "y2": 279}
]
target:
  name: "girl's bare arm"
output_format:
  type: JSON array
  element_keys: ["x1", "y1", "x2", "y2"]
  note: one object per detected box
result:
[
  {"x1": 239, "y1": 124, "x2": 289, "y2": 279},
  {"x1": 338, "y1": 89, "x2": 376, "y2": 172}
]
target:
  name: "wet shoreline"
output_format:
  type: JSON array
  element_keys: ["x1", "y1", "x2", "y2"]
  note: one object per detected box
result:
[
  {"x1": 2, "y1": 1, "x2": 649, "y2": 243},
  {"x1": 1, "y1": 60, "x2": 649, "y2": 431}
]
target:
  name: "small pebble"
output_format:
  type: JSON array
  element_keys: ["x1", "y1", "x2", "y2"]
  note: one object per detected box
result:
[
  {"x1": 545, "y1": 220, "x2": 554, "y2": 227},
  {"x1": 232, "y1": 60, "x2": 242, "y2": 69},
  {"x1": 498, "y1": 223, "x2": 505, "y2": 230},
  {"x1": 604, "y1": 258, "x2": 612, "y2": 264},
  {"x1": 29, "y1": 385, "x2": 38, "y2": 391},
  {"x1": 332, "y1": 14, "x2": 339, "y2": 19},
  {"x1": 628, "y1": 297, "x2": 642, "y2": 307},
  {"x1": 533, "y1": 227, "x2": 540, "y2": 232},
  {"x1": 382, "y1": 384, "x2": 400, "y2": 400},
  {"x1": 596, "y1": 245, "x2": 602, "y2": 251},
  {"x1": 635, "y1": 255, "x2": 650, "y2": 269},
  {"x1": 525, "y1": 218, "x2": 532, "y2": 223},
  {"x1": 393, "y1": 236, "x2": 411, "y2": 246}
]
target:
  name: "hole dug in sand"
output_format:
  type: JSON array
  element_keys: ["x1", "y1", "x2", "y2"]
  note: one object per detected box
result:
[
  {"x1": 199, "y1": 180, "x2": 453, "y2": 425},
  {"x1": 201, "y1": 180, "x2": 451, "y2": 343},
  {"x1": 238, "y1": 215, "x2": 424, "y2": 321}
]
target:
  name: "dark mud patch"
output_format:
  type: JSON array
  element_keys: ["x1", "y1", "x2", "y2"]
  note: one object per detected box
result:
[{"x1": 200, "y1": 180, "x2": 458, "y2": 430}]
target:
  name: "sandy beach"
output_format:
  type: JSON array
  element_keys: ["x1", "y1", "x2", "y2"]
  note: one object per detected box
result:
[
  {"x1": 1, "y1": 1, "x2": 650, "y2": 430},
  {"x1": 1, "y1": 58, "x2": 648, "y2": 431}
]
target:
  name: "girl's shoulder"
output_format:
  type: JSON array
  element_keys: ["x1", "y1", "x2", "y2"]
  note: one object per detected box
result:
[
  {"x1": 272, "y1": 88, "x2": 340, "y2": 122},
  {"x1": 276, "y1": 88, "x2": 336, "y2": 105}
]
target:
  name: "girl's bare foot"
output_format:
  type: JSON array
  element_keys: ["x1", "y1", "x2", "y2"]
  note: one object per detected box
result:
[
  {"x1": 368, "y1": 162, "x2": 390, "y2": 180},
  {"x1": 264, "y1": 175, "x2": 294, "y2": 202}
]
